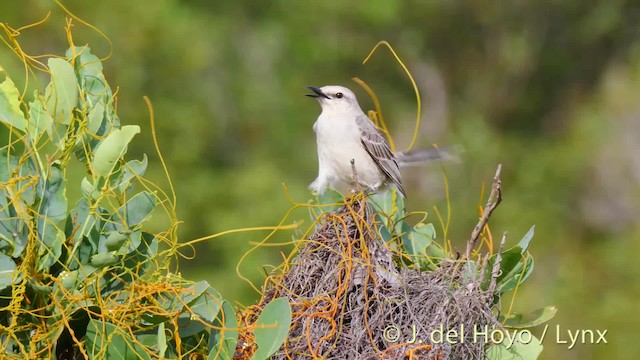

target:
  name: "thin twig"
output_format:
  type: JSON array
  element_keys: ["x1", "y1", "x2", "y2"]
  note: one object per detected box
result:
[
  {"x1": 465, "y1": 164, "x2": 503, "y2": 258},
  {"x1": 479, "y1": 254, "x2": 488, "y2": 281},
  {"x1": 350, "y1": 158, "x2": 360, "y2": 194},
  {"x1": 488, "y1": 231, "x2": 507, "y2": 296}
]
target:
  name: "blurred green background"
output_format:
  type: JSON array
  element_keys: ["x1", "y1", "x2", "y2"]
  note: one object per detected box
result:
[{"x1": 1, "y1": 1, "x2": 639, "y2": 358}]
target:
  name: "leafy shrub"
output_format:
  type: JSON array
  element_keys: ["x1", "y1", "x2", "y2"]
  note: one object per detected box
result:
[{"x1": 0, "y1": 31, "x2": 290, "y2": 359}]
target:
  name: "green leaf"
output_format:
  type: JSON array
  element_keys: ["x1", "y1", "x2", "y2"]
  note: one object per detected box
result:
[
  {"x1": 87, "y1": 98, "x2": 105, "y2": 135},
  {"x1": 209, "y1": 301, "x2": 238, "y2": 360},
  {"x1": 0, "y1": 66, "x2": 27, "y2": 132},
  {"x1": 117, "y1": 155, "x2": 148, "y2": 193},
  {"x1": 68, "y1": 46, "x2": 109, "y2": 109},
  {"x1": 502, "y1": 306, "x2": 557, "y2": 329},
  {"x1": 116, "y1": 191, "x2": 157, "y2": 229},
  {"x1": 104, "y1": 231, "x2": 129, "y2": 251},
  {"x1": 72, "y1": 227, "x2": 100, "y2": 267},
  {"x1": 67, "y1": 198, "x2": 99, "y2": 268},
  {"x1": 251, "y1": 297, "x2": 291, "y2": 360},
  {"x1": 483, "y1": 246, "x2": 534, "y2": 294},
  {"x1": 190, "y1": 288, "x2": 223, "y2": 323},
  {"x1": 152, "y1": 280, "x2": 211, "y2": 319},
  {"x1": 0, "y1": 149, "x2": 34, "y2": 257},
  {"x1": 91, "y1": 125, "x2": 140, "y2": 177},
  {"x1": 318, "y1": 189, "x2": 344, "y2": 205},
  {"x1": 518, "y1": 225, "x2": 535, "y2": 253},
  {"x1": 370, "y1": 189, "x2": 404, "y2": 227},
  {"x1": 485, "y1": 333, "x2": 543, "y2": 360},
  {"x1": 27, "y1": 278, "x2": 52, "y2": 294},
  {"x1": 403, "y1": 223, "x2": 428, "y2": 256},
  {"x1": 495, "y1": 247, "x2": 523, "y2": 280},
  {"x1": 58, "y1": 270, "x2": 79, "y2": 290},
  {"x1": 122, "y1": 230, "x2": 142, "y2": 255},
  {"x1": 89, "y1": 251, "x2": 120, "y2": 267},
  {"x1": 0, "y1": 148, "x2": 17, "y2": 183},
  {"x1": 39, "y1": 162, "x2": 68, "y2": 225},
  {"x1": 308, "y1": 189, "x2": 344, "y2": 220},
  {"x1": 377, "y1": 222, "x2": 394, "y2": 242},
  {"x1": 498, "y1": 253, "x2": 534, "y2": 293},
  {"x1": 81, "y1": 177, "x2": 98, "y2": 200},
  {"x1": 37, "y1": 225, "x2": 65, "y2": 272},
  {"x1": 36, "y1": 162, "x2": 67, "y2": 271},
  {"x1": 141, "y1": 278, "x2": 202, "y2": 326},
  {"x1": 177, "y1": 288, "x2": 223, "y2": 338},
  {"x1": 0, "y1": 251, "x2": 17, "y2": 290},
  {"x1": 120, "y1": 232, "x2": 156, "y2": 273},
  {"x1": 92, "y1": 233, "x2": 154, "y2": 298},
  {"x1": 157, "y1": 323, "x2": 167, "y2": 358},
  {"x1": 134, "y1": 334, "x2": 158, "y2": 351},
  {"x1": 75, "y1": 92, "x2": 116, "y2": 162},
  {"x1": 402, "y1": 223, "x2": 445, "y2": 266},
  {"x1": 28, "y1": 94, "x2": 54, "y2": 140},
  {"x1": 85, "y1": 319, "x2": 152, "y2": 360},
  {"x1": 45, "y1": 58, "x2": 78, "y2": 126},
  {"x1": 104, "y1": 96, "x2": 121, "y2": 129},
  {"x1": 75, "y1": 96, "x2": 108, "y2": 159}
]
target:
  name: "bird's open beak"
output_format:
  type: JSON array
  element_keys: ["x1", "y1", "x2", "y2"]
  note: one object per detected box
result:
[{"x1": 305, "y1": 86, "x2": 330, "y2": 99}]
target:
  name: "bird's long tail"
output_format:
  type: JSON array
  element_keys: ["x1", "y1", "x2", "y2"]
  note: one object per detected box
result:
[{"x1": 395, "y1": 146, "x2": 462, "y2": 167}]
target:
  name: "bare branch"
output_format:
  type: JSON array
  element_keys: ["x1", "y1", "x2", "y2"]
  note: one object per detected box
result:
[
  {"x1": 465, "y1": 164, "x2": 503, "y2": 258},
  {"x1": 488, "y1": 231, "x2": 507, "y2": 296},
  {"x1": 479, "y1": 254, "x2": 488, "y2": 280},
  {"x1": 350, "y1": 158, "x2": 360, "y2": 194}
]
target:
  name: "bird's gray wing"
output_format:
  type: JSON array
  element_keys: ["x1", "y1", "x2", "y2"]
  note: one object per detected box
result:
[{"x1": 355, "y1": 115, "x2": 406, "y2": 197}]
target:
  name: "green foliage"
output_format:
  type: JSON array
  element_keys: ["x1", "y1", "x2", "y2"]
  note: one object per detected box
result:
[
  {"x1": 91, "y1": 125, "x2": 141, "y2": 177},
  {"x1": 485, "y1": 334, "x2": 544, "y2": 360},
  {"x1": 208, "y1": 301, "x2": 239, "y2": 360},
  {"x1": 308, "y1": 189, "x2": 343, "y2": 220},
  {"x1": 45, "y1": 58, "x2": 78, "y2": 127},
  {"x1": 0, "y1": 45, "x2": 161, "y2": 356},
  {"x1": 369, "y1": 190, "x2": 446, "y2": 268},
  {"x1": 85, "y1": 320, "x2": 152, "y2": 360},
  {"x1": 0, "y1": 43, "x2": 294, "y2": 359},
  {"x1": 251, "y1": 297, "x2": 292, "y2": 360},
  {"x1": 0, "y1": 68, "x2": 27, "y2": 132},
  {"x1": 501, "y1": 306, "x2": 558, "y2": 329},
  {"x1": 403, "y1": 222, "x2": 447, "y2": 268},
  {"x1": 0, "y1": 251, "x2": 15, "y2": 289},
  {"x1": 481, "y1": 226, "x2": 535, "y2": 295}
]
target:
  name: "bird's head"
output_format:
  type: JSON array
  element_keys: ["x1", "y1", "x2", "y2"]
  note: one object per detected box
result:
[{"x1": 306, "y1": 85, "x2": 362, "y2": 113}]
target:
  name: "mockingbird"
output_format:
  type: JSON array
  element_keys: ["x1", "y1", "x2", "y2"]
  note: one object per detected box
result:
[{"x1": 306, "y1": 85, "x2": 449, "y2": 197}]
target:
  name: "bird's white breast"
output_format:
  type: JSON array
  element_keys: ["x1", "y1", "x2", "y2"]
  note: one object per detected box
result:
[{"x1": 313, "y1": 111, "x2": 385, "y2": 191}]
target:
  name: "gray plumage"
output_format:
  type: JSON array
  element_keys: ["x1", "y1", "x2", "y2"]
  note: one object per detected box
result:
[
  {"x1": 355, "y1": 114, "x2": 405, "y2": 197},
  {"x1": 306, "y1": 85, "x2": 455, "y2": 197}
]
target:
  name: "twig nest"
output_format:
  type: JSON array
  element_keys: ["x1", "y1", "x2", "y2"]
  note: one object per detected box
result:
[{"x1": 260, "y1": 198, "x2": 498, "y2": 359}]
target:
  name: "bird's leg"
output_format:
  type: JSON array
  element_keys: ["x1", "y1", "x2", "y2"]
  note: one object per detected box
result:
[{"x1": 350, "y1": 159, "x2": 361, "y2": 196}]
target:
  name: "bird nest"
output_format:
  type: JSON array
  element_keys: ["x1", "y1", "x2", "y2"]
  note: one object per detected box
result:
[{"x1": 252, "y1": 197, "x2": 499, "y2": 359}]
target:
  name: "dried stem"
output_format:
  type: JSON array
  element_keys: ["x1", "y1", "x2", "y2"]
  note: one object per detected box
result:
[
  {"x1": 465, "y1": 164, "x2": 503, "y2": 258},
  {"x1": 487, "y1": 231, "x2": 507, "y2": 295},
  {"x1": 479, "y1": 254, "x2": 488, "y2": 280},
  {"x1": 350, "y1": 158, "x2": 360, "y2": 194}
]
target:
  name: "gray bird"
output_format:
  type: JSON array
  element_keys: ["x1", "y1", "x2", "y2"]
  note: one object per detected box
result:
[{"x1": 306, "y1": 85, "x2": 450, "y2": 197}]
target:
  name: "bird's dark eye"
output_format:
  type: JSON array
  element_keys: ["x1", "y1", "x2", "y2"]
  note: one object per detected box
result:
[{"x1": 335, "y1": 92, "x2": 343, "y2": 99}]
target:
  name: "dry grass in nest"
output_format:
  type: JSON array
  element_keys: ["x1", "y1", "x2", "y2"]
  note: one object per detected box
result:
[{"x1": 253, "y1": 196, "x2": 498, "y2": 360}]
